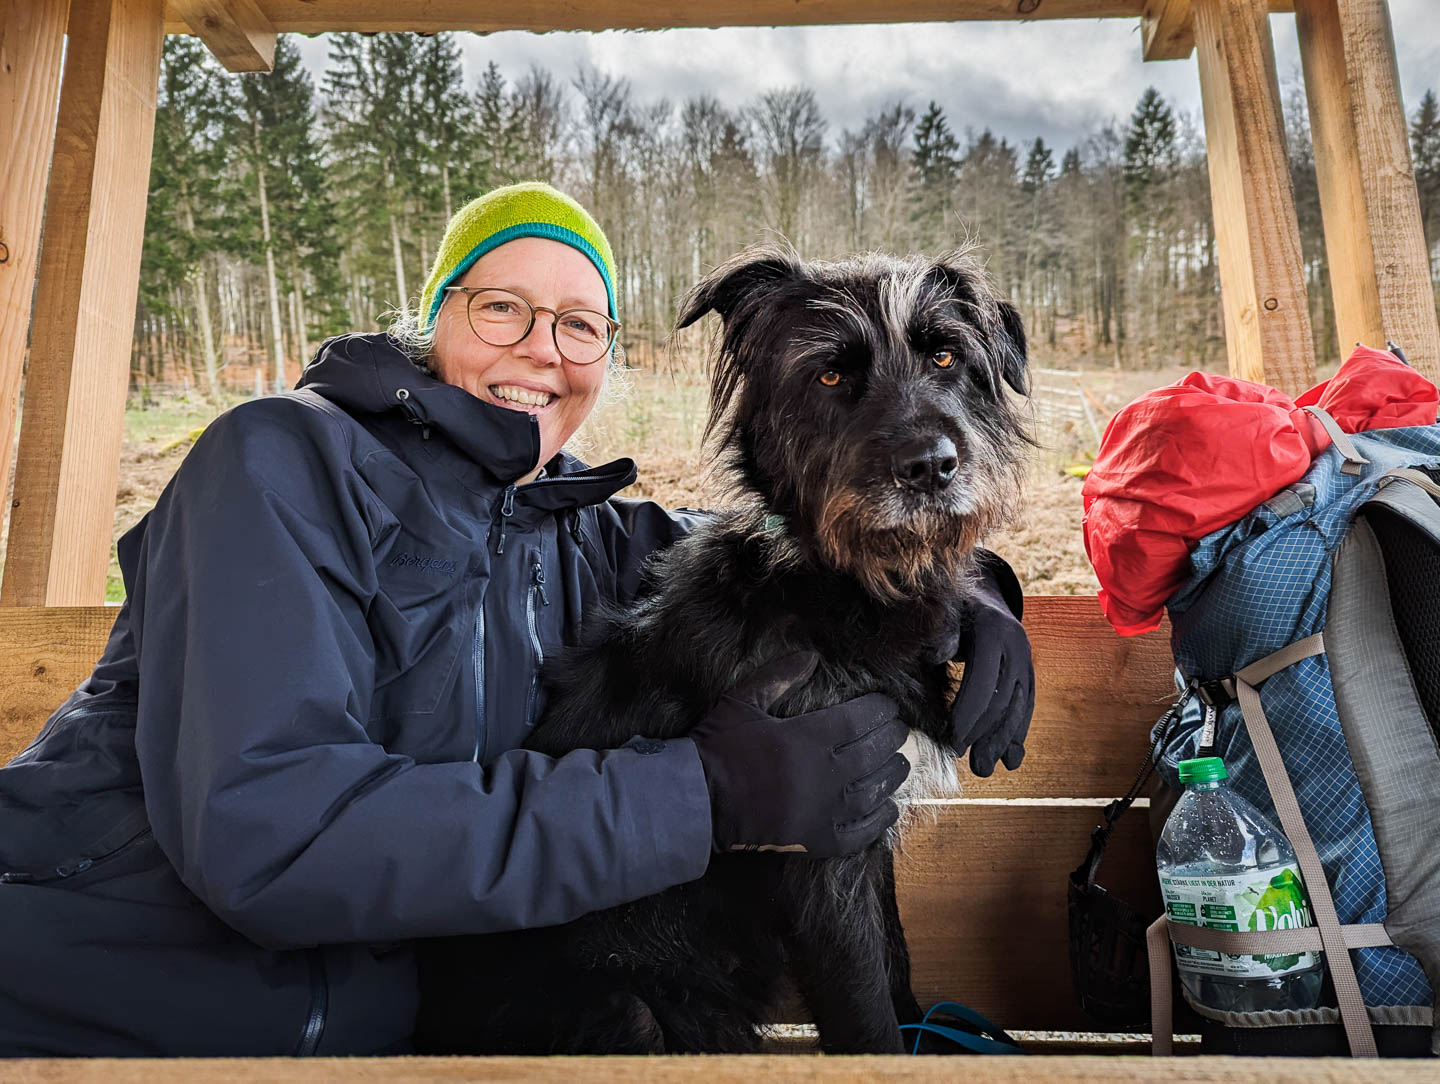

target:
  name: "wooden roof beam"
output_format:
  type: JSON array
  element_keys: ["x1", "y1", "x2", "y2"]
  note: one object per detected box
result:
[
  {"x1": 170, "y1": 0, "x2": 274, "y2": 72},
  {"x1": 1143, "y1": 0, "x2": 1195, "y2": 60},
  {"x1": 157, "y1": 0, "x2": 1299, "y2": 36}
]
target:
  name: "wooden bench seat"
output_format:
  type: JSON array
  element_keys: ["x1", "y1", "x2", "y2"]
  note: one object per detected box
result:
[{"x1": 0, "y1": 600, "x2": 1428, "y2": 1076}]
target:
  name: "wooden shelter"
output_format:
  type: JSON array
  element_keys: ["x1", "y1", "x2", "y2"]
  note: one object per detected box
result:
[
  {"x1": 0, "y1": 0, "x2": 1435, "y2": 606},
  {"x1": 0, "y1": 0, "x2": 1436, "y2": 1076}
]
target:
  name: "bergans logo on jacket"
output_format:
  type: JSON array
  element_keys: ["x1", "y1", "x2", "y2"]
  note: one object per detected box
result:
[{"x1": 0, "y1": 333, "x2": 711, "y2": 1057}]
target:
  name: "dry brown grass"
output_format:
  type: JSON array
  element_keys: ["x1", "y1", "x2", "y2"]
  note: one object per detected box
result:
[{"x1": 106, "y1": 362, "x2": 1203, "y2": 599}]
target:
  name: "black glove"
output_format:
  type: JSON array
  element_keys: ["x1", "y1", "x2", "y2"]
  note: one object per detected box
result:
[
  {"x1": 691, "y1": 652, "x2": 910, "y2": 856},
  {"x1": 934, "y1": 551, "x2": 1034, "y2": 778}
]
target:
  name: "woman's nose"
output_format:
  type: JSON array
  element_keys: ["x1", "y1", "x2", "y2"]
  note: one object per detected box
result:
[{"x1": 517, "y1": 313, "x2": 563, "y2": 366}]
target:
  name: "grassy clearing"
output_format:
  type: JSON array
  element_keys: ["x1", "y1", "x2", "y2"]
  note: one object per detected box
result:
[{"x1": 103, "y1": 362, "x2": 1188, "y2": 601}]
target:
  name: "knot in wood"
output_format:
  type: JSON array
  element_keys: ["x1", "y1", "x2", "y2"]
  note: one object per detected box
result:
[{"x1": 1263, "y1": 297, "x2": 1279, "y2": 311}]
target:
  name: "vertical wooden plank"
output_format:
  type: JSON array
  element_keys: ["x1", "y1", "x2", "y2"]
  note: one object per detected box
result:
[
  {"x1": 1296, "y1": 0, "x2": 1387, "y2": 359},
  {"x1": 1334, "y1": 0, "x2": 1440, "y2": 378},
  {"x1": 0, "y1": 1, "x2": 70, "y2": 545},
  {"x1": 1193, "y1": 0, "x2": 1316, "y2": 394},
  {"x1": 1, "y1": 0, "x2": 164, "y2": 606}
]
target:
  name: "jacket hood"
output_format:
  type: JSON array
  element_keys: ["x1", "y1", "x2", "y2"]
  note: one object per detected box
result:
[{"x1": 296, "y1": 333, "x2": 637, "y2": 512}]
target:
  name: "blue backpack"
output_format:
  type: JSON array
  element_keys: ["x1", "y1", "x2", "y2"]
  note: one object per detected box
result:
[{"x1": 1150, "y1": 407, "x2": 1440, "y2": 1058}]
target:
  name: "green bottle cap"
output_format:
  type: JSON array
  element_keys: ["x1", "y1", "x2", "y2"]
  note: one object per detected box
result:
[{"x1": 1178, "y1": 756, "x2": 1228, "y2": 784}]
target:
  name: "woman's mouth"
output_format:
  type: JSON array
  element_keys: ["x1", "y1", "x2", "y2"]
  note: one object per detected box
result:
[{"x1": 488, "y1": 384, "x2": 556, "y2": 413}]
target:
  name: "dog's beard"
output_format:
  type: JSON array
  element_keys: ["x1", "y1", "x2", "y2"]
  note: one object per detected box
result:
[{"x1": 809, "y1": 481, "x2": 1006, "y2": 601}]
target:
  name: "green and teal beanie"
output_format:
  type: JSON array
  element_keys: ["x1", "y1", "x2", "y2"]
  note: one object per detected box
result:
[{"x1": 418, "y1": 182, "x2": 617, "y2": 332}]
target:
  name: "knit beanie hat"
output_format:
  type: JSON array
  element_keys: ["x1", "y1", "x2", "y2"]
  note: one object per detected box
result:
[{"x1": 418, "y1": 182, "x2": 617, "y2": 332}]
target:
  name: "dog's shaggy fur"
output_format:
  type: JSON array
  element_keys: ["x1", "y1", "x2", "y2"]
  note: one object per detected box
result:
[{"x1": 415, "y1": 245, "x2": 1030, "y2": 1055}]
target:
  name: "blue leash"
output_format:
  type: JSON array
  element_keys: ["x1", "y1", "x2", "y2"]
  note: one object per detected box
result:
[{"x1": 899, "y1": 1001, "x2": 1024, "y2": 1055}]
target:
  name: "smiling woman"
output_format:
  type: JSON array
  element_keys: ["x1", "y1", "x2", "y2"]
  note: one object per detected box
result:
[{"x1": 0, "y1": 181, "x2": 972, "y2": 1057}]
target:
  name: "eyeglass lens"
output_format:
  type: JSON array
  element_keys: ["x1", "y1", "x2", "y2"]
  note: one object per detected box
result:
[{"x1": 464, "y1": 289, "x2": 612, "y2": 364}]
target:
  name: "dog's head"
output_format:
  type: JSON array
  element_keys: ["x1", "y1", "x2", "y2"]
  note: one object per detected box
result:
[{"x1": 678, "y1": 245, "x2": 1031, "y2": 599}]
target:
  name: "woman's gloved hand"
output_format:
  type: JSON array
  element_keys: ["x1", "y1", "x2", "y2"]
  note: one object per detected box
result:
[
  {"x1": 927, "y1": 551, "x2": 1035, "y2": 778},
  {"x1": 691, "y1": 652, "x2": 910, "y2": 857}
]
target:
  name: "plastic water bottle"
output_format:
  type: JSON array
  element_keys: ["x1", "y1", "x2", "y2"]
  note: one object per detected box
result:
[{"x1": 1155, "y1": 756, "x2": 1324, "y2": 1014}]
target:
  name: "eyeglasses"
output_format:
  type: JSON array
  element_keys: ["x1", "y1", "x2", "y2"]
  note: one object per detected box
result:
[{"x1": 443, "y1": 287, "x2": 619, "y2": 365}]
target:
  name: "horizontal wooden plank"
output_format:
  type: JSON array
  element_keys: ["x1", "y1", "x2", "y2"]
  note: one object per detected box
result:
[
  {"x1": 0, "y1": 605, "x2": 116, "y2": 764},
  {"x1": 0, "y1": 598, "x2": 1176, "y2": 792},
  {"x1": 964, "y1": 594, "x2": 1176, "y2": 798},
  {"x1": 3, "y1": 1055, "x2": 1433, "y2": 1081},
  {"x1": 158, "y1": 0, "x2": 1295, "y2": 34},
  {"x1": 897, "y1": 802, "x2": 1160, "y2": 1032}
]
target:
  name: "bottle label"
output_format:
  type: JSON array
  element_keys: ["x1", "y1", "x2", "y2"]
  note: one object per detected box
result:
[{"x1": 1158, "y1": 864, "x2": 1320, "y2": 979}]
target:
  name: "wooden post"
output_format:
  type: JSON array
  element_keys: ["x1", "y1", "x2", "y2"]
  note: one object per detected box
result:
[
  {"x1": 1192, "y1": 0, "x2": 1316, "y2": 394},
  {"x1": 1332, "y1": 0, "x2": 1440, "y2": 376},
  {"x1": 1295, "y1": 0, "x2": 1387, "y2": 361},
  {"x1": 1, "y1": 0, "x2": 164, "y2": 607},
  {"x1": 0, "y1": 1, "x2": 71, "y2": 539}
]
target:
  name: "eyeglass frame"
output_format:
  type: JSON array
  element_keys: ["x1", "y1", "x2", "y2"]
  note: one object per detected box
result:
[{"x1": 442, "y1": 286, "x2": 621, "y2": 365}]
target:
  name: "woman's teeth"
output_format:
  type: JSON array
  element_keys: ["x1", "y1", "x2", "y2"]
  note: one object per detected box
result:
[{"x1": 490, "y1": 385, "x2": 555, "y2": 408}]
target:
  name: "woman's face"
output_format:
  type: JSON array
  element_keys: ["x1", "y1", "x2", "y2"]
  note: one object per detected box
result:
[{"x1": 431, "y1": 237, "x2": 610, "y2": 480}]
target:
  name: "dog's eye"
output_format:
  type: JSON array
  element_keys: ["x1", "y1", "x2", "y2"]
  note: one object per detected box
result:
[
  {"x1": 933, "y1": 351, "x2": 956, "y2": 369},
  {"x1": 818, "y1": 371, "x2": 843, "y2": 387}
]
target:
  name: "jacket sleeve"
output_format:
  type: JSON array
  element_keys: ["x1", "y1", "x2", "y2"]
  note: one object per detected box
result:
[
  {"x1": 592, "y1": 497, "x2": 710, "y2": 605},
  {"x1": 128, "y1": 402, "x2": 712, "y2": 950}
]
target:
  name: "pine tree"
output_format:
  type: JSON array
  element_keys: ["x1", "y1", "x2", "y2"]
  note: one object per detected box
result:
[
  {"x1": 235, "y1": 36, "x2": 347, "y2": 389},
  {"x1": 1123, "y1": 87, "x2": 1177, "y2": 219},
  {"x1": 324, "y1": 33, "x2": 429, "y2": 320},
  {"x1": 1412, "y1": 89, "x2": 1440, "y2": 276},
  {"x1": 415, "y1": 34, "x2": 474, "y2": 223},
  {"x1": 141, "y1": 37, "x2": 236, "y2": 393},
  {"x1": 909, "y1": 102, "x2": 960, "y2": 247}
]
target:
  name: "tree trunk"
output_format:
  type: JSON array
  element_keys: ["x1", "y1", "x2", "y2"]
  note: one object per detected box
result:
[
  {"x1": 253, "y1": 118, "x2": 288, "y2": 393},
  {"x1": 390, "y1": 210, "x2": 408, "y2": 310}
]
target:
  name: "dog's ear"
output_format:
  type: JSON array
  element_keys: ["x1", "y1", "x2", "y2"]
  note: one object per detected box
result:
[
  {"x1": 994, "y1": 299, "x2": 1029, "y2": 396},
  {"x1": 676, "y1": 247, "x2": 802, "y2": 329},
  {"x1": 926, "y1": 254, "x2": 1030, "y2": 398}
]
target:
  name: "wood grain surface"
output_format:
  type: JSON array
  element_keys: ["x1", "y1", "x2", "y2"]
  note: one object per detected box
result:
[
  {"x1": 1141, "y1": 0, "x2": 1195, "y2": 60},
  {"x1": 2, "y1": 0, "x2": 164, "y2": 607},
  {"x1": 1295, "y1": 0, "x2": 1388, "y2": 360},
  {"x1": 1193, "y1": 0, "x2": 1317, "y2": 396},
  {"x1": 0, "y1": 597, "x2": 1177, "y2": 792},
  {"x1": 1334, "y1": 0, "x2": 1440, "y2": 377},
  {"x1": 157, "y1": 0, "x2": 1299, "y2": 35},
  {"x1": 170, "y1": 0, "x2": 275, "y2": 72},
  {"x1": 0, "y1": 0, "x2": 70, "y2": 531},
  {"x1": 0, "y1": 605, "x2": 117, "y2": 763},
  {"x1": 1, "y1": 1054, "x2": 1432, "y2": 1081}
]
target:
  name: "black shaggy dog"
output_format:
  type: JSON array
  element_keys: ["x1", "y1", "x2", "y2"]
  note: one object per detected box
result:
[{"x1": 417, "y1": 245, "x2": 1030, "y2": 1055}]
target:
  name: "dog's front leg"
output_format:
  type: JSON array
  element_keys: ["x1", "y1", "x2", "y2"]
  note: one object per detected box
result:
[
  {"x1": 781, "y1": 853, "x2": 906, "y2": 1054},
  {"x1": 878, "y1": 846, "x2": 924, "y2": 1028}
]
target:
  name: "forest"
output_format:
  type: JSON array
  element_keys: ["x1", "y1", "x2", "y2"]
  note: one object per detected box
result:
[{"x1": 135, "y1": 31, "x2": 1440, "y2": 394}]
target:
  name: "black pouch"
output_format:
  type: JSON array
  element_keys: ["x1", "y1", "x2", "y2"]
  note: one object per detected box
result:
[{"x1": 1067, "y1": 689, "x2": 1190, "y2": 1030}]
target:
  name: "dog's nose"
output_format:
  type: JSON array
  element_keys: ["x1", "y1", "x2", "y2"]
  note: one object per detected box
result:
[{"x1": 892, "y1": 436, "x2": 959, "y2": 493}]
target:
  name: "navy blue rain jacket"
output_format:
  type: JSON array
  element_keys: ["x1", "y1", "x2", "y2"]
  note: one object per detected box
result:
[{"x1": 0, "y1": 333, "x2": 712, "y2": 1056}]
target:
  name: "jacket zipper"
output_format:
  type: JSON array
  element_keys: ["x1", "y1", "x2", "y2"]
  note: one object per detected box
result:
[
  {"x1": 525, "y1": 553, "x2": 549, "y2": 727},
  {"x1": 295, "y1": 948, "x2": 328, "y2": 1056},
  {"x1": 471, "y1": 600, "x2": 486, "y2": 763},
  {"x1": 493, "y1": 484, "x2": 517, "y2": 554}
]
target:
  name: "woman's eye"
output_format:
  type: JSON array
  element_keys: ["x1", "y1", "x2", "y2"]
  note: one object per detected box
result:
[
  {"x1": 818, "y1": 371, "x2": 842, "y2": 387},
  {"x1": 484, "y1": 301, "x2": 514, "y2": 314},
  {"x1": 933, "y1": 350, "x2": 955, "y2": 369}
]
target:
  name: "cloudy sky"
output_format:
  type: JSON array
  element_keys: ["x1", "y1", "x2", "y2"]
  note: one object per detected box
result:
[{"x1": 295, "y1": 2, "x2": 1438, "y2": 155}]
